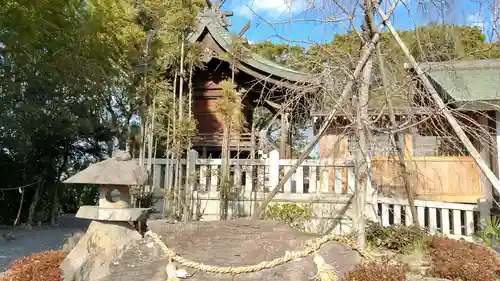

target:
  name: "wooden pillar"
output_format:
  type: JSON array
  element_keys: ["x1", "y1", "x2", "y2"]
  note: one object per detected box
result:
[
  {"x1": 280, "y1": 112, "x2": 292, "y2": 159},
  {"x1": 495, "y1": 111, "x2": 500, "y2": 202},
  {"x1": 250, "y1": 124, "x2": 256, "y2": 159},
  {"x1": 478, "y1": 114, "x2": 493, "y2": 203},
  {"x1": 286, "y1": 113, "x2": 293, "y2": 159}
]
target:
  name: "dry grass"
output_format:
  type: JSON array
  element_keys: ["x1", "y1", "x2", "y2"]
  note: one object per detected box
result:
[
  {"x1": 343, "y1": 260, "x2": 407, "y2": 281},
  {"x1": 0, "y1": 251, "x2": 66, "y2": 281}
]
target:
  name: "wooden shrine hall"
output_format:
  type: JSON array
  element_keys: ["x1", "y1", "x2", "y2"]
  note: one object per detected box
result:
[{"x1": 185, "y1": 5, "x2": 317, "y2": 159}]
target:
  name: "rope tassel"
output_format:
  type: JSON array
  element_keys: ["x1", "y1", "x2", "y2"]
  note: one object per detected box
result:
[
  {"x1": 166, "y1": 260, "x2": 180, "y2": 281},
  {"x1": 312, "y1": 253, "x2": 338, "y2": 281}
]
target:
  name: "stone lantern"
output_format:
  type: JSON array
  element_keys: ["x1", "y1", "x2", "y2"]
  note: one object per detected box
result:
[
  {"x1": 63, "y1": 150, "x2": 150, "y2": 221},
  {"x1": 60, "y1": 150, "x2": 152, "y2": 281}
]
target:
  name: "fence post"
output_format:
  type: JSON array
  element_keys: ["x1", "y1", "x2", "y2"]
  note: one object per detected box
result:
[
  {"x1": 478, "y1": 198, "x2": 491, "y2": 230},
  {"x1": 153, "y1": 164, "x2": 162, "y2": 189},
  {"x1": 186, "y1": 150, "x2": 198, "y2": 219},
  {"x1": 365, "y1": 156, "x2": 379, "y2": 222},
  {"x1": 268, "y1": 150, "x2": 280, "y2": 191}
]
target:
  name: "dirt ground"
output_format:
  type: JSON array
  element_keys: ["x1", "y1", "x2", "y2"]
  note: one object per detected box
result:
[
  {"x1": 0, "y1": 215, "x2": 90, "y2": 272},
  {"x1": 101, "y1": 219, "x2": 362, "y2": 281}
]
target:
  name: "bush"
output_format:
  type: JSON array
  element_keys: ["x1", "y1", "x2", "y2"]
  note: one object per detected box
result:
[
  {"x1": 4, "y1": 250, "x2": 66, "y2": 281},
  {"x1": 427, "y1": 236, "x2": 499, "y2": 281},
  {"x1": 365, "y1": 222, "x2": 427, "y2": 253},
  {"x1": 343, "y1": 260, "x2": 407, "y2": 281},
  {"x1": 264, "y1": 203, "x2": 312, "y2": 228},
  {"x1": 474, "y1": 215, "x2": 500, "y2": 248}
]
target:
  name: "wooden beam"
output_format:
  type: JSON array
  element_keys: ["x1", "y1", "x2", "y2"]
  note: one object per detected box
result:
[
  {"x1": 311, "y1": 106, "x2": 448, "y2": 117},
  {"x1": 238, "y1": 20, "x2": 251, "y2": 37}
]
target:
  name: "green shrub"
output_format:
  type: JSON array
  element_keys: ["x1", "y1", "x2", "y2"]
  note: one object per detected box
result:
[
  {"x1": 474, "y1": 215, "x2": 500, "y2": 248},
  {"x1": 264, "y1": 203, "x2": 312, "y2": 228},
  {"x1": 343, "y1": 260, "x2": 407, "y2": 281},
  {"x1": 365, "y1": 221, "x2": 427, "y2": 253},
  {"x1": 427, "y1": 236, "x2": 499, "y2": 281}
]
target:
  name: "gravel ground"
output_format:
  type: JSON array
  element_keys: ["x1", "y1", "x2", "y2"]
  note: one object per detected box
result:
[{"x1": 0, "y1": 215, "x2": 90, "y2": 272}]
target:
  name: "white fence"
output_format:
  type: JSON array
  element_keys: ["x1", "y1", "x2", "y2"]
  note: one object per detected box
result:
[{"x1": 149, "y1": 150, "x2": 489, "y2": 240}]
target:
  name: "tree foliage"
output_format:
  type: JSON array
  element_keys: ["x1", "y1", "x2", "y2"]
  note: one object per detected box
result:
[{"x1": 0, "y1": 0, "x2": 205, "y2": 225}]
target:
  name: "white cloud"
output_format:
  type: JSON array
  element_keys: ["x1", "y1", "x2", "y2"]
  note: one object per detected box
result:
[
  {"x1": 234, "y1": 5, "x2": 254, "y2": 19},
  {"x1": 234, "y1": 0, "x2": 309, "y2": 19},
  {"x1": 253, "y1": 0, "x2": 307, "y2": 14},
  {"x1": 467, "y1": 12, "x2": 485, "y2": 30}
]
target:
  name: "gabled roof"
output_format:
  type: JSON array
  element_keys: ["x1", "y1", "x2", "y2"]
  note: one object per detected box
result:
[
  {"x1": 188, "y1": 8, "x2": 313, "y2": 83},
  {"x1": 405, "y1": 60, "x2": 500, "y2": 102}
]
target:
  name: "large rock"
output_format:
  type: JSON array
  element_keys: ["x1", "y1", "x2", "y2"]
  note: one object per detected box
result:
[
  {"x1": 60, "y1": 220, "x2": 142, "y2": 281},
  {"x1": 100, "y1": 219, "x2": 362, "y2": 281}
]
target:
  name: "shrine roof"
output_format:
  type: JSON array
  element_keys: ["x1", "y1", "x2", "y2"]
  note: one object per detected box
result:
[
  {"x1": 188, "y1": 8, "x2": 313, "y2": 84},
  {"x1": 405, "y1": 60, "x2": 500, "y2": 102}
]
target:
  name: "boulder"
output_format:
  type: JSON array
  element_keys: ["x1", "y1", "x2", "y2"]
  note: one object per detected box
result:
[
  {"x1": 101, "y1": 219, "x2": 362, "y2": 281},
  {"x1": 60, "y1": 220, "x2": 141, "y2": 281}
]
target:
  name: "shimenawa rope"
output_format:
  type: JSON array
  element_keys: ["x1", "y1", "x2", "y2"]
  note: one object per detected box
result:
[{"x1": 145, "y1": 230, "x2": 364, "y2": 275}]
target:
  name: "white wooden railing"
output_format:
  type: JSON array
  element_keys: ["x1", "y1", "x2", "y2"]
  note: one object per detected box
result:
[
  {"x1": 151, "y1": 150, "x2": 356, "y2": 196},
  {"x1": 375, "y1": 197, "x2": 489, "y2": 240},
  {"x1": 149, "y1": 150, "x2": 489, "y2": 240}
]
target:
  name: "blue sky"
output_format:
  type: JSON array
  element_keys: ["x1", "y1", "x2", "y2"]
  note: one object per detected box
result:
[{"x1": 223, "y1": 0, "x2": 494, "y2": 46}]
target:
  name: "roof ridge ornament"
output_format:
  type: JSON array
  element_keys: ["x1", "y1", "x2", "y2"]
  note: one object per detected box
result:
[{"x1": 208, "y1": 0, "x2": 232, "y2": 28}]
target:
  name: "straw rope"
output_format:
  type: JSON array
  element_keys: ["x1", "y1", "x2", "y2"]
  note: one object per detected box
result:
[{"x1": 145, "y1": 230, "x2": 366, "y2": 274}]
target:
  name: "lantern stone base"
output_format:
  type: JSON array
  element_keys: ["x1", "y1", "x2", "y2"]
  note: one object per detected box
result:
[
  {"x1": 60, "y1": 220, "x2": 143, "y2": 281},
  {"x1": 76, "y1": 205, "x2": 151, "y2": 221}
]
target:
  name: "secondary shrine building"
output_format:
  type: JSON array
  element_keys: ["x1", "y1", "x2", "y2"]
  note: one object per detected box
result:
[{"x1": 185, "y1": 7, "x2": 316, "y2": 159}]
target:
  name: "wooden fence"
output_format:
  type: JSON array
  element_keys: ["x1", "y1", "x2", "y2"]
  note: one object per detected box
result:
[
  {"x1": 372, "y1": 156, "x2": 483, "y2": 203},
  {"x1": 149, "y1": 150, "x2": 489, "y2": 240}
]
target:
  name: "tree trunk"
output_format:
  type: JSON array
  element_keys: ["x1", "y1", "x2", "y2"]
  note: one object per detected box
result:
[
  {"x1": 27, "y1": 181, "x2": 42, "y2": 228},
  {"x1": 14, "y1": 187, "x2": 25, "y2": 226},
  {"x1": 170, "y1": 73, "x2": 178, "y2": 217},
  {"x1": 50, "y1": 153, "x2": 69, "y2": 226},
  {"x1": 354, "y1": 52, "x2": 373, "y2": 249},
  {"x1": 183, "y1": 66, "x2": 195, "y2": 223},
  {"x1": 50, "y1": 184, "x2": 59, "y2": 226},
  {"x1": 220, "y1": 124, "x2": 231, "y2": 220},
  {"x1": 107, "y1": 138, "x2": 115, "y2": 157}
]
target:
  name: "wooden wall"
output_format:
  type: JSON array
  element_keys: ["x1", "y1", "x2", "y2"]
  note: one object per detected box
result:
[
  {"x1": 371, "y1": 156, "x2": 483, "y2": 203},
  {"x1": 319, "y1": 133, "x2": 485, "y2": 204},
  {"x1": 191, "y1": 61, "x2": 255, "y2": 138}
]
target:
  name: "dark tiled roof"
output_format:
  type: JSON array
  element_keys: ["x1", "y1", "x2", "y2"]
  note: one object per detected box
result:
[
  {"x1": 406, "y1": 60, "x2": 500, "y2": 102},
  {"x1": 188, "y1": 8, "x2": 313, "y2": 83}
]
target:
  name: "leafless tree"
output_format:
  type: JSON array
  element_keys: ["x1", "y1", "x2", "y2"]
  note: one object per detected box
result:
[{"x1": 246, "y1": 0, "x2": 500, "y2": 246}]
